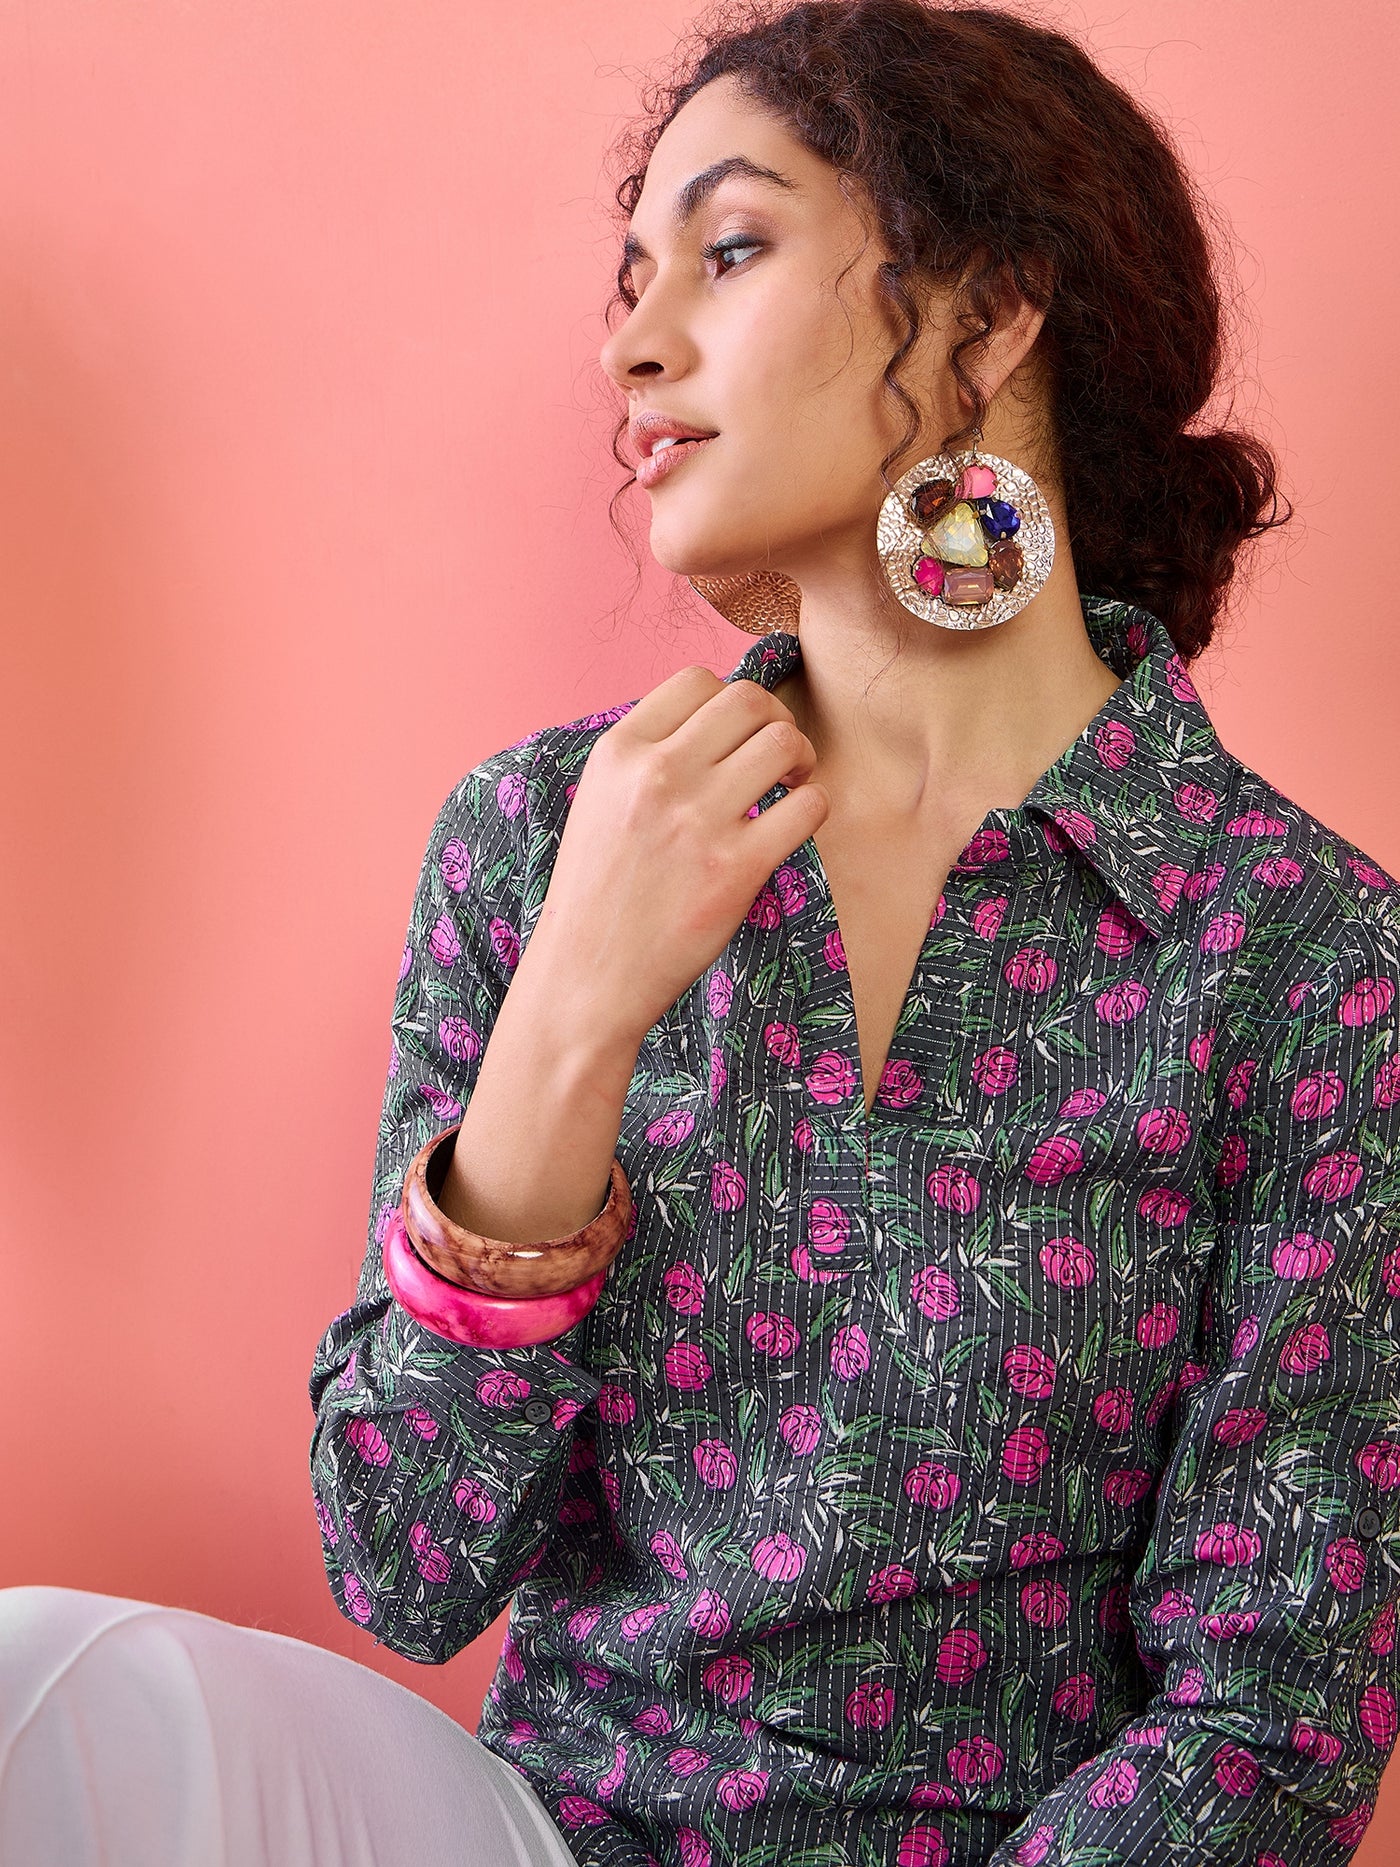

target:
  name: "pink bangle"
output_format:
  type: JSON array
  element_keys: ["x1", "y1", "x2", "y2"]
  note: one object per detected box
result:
[{"x1": 382, "y1": 1208, "x2": 607, "y2": 1348}]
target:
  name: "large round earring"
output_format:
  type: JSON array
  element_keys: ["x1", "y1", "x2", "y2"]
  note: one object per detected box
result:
[
  {"x1": 686, "y1": 570, "x2": 802, "y2": 636},
  {"x1": 876, "y1": 425, "x2": 1054, "y2": 631}
]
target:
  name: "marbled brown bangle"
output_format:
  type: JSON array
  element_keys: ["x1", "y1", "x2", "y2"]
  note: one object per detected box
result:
[{"x1": 400, "y1": 1122, "x2": 632, "y2": 1299}]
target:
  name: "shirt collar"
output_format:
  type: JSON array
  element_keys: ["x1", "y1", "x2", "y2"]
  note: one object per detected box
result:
[{"x1": 723, "y1": 593, "x2": 1235, "y2": 941}]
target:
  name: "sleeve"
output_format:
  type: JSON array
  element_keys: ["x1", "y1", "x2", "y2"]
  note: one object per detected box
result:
[
  {"x1": 308, "y1": 732, "x2": 608, "y2": 1665},
  {"x1": 986, "y1": 917, "x2": 1400, "y2": 1867}
]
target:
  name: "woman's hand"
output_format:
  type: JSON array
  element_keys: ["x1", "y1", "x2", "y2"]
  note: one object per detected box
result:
[{"x1": 524, "y1": 664, "x2": 831, "y2": 1048}]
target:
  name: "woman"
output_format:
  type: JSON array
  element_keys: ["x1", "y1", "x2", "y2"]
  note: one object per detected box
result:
[{"x1": 7, "y1": 4, "x2": 1398, "y2": 1866}]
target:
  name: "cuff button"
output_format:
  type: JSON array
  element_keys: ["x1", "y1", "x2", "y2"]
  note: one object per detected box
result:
[
  {"x1": 1356, "y1": 1507, "x2": 1384, "y2": 1540},
  {"x1": 522, "y1": 1398, "x2": 554, "y2": 1425}
]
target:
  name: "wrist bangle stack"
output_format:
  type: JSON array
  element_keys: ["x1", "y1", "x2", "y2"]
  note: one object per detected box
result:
[{"x1": 381, "y1": 1122, "x2": 632, "y2": 1349}]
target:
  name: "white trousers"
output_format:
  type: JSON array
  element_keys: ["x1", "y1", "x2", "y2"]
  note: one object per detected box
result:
[{"x1": 0, "y1": 1587, "x2": 579, "y2": 1867}]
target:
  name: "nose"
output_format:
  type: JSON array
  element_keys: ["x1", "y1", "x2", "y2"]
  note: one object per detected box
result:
[{"x1": 599, "y1": 275, "x2": 697, "y2": 392}]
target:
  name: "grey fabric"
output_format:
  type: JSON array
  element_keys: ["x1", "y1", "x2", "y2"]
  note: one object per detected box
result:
[{"x1": 0, "y1": 1587, "x2": 578, "y2": 1867}]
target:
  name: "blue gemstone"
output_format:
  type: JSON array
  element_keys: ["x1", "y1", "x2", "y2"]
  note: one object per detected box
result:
[{"x1": 978, "y1": 500, "x2": 1020, "y2": 541}]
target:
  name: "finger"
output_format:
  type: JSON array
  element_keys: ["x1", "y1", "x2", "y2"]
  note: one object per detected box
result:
[
  {"x1": 712, "y1": 715, "x2": 818, "y2": 818},
  {"x1": 741, "y1": 779, "x2": 831, "y2": 868},
  {"x1": 617, "y1": 664, "x2": 726, "y2": 743},
  {"x1": 664, "y1": 675, "x2": 798, "y2": 772}
]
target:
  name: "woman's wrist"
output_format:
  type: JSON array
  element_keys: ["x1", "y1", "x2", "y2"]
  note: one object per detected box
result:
[{"x1": 382, "y1": 1208, "x2": 607, "y2": 1348}]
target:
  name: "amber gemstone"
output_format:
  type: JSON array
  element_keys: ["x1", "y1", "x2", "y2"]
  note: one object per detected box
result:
[
  {"x1": 910, "y1": 478, "x2": 955, "y2": 524},
  {"x1": 942, "y1": 565, "x2": 995, "y2": 606},
  {"x1": 925, "y1": 501, "x2": 988, "y2": 567},
  {"x1": 988, "y1": 539, "x2": 1023, "y2": 590}
]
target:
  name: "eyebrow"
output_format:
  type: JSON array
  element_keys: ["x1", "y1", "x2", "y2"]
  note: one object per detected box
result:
[{"x1": 620, "y1": 156, "x2": 798, "y2": 268}]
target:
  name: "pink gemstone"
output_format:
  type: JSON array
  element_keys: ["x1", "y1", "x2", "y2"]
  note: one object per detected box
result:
[
  {"x1": 942, "y1": 565, "x2": 995, "y2": 606},
  {"x1": 957, "y1": 464, "x2": 997, "y2": 499},
  {"x1": 912, "y1": 555, "x2": 945, "y2": 594}
]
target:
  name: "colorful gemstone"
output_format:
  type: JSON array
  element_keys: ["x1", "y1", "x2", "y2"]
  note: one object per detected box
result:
[
  {"x1": 942, "y1": 565, "x2": 996, "y2": 605},
  {"x1": 988, "y1": 539, "x2": 1023, "y2": 590},
  {"x1": 925, "y1": 501, "x2": 988, "y2": 567},
  {"x1": 956, "y1": 463, "x2": 997, "y2": 500},
  {"x1": 910, "y1": 478, "x2": 956, "y2": 524},
  {"x1": 912, "y1": 555, "x2": 945, "y2": 594},
  {"x1": 978, "y1": 500, "x2": 1020, "y2": 541}
]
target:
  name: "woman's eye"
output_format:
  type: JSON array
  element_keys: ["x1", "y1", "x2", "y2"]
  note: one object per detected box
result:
[{"x1": 702, "y1": 238, "x2": 763, "y2": 276}]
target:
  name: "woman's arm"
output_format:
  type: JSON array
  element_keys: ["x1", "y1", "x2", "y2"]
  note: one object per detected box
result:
[{"x1": 985, "y1": 916, "x2": 1400, "y2": 1866}]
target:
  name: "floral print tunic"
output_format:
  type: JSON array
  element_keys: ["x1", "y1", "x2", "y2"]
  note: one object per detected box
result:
[{"x1": 309, "y1": 594, "x2": 1400, "y2": 1867}]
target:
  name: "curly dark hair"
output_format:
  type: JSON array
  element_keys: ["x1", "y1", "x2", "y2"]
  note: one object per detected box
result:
[{"x1": 602, "y1": 0, "x2": 1292, "y2": 660}]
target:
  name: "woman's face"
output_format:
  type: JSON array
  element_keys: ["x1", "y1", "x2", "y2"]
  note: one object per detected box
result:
[{"x1": 599, "y1": 74, "x2": 965, "y2": 586}]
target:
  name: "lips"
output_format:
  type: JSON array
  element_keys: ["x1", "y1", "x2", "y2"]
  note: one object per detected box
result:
[{"x1": 634, "y1": 433, "x2": 716, "y2": 490}]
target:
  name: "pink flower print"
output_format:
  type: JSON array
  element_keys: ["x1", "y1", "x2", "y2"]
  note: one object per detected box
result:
[
  {"x1": 1343, "y1": 972, "x2": 1397, "y2": 1027},
  {"x1": 845, "y1": 1682, "x2": 894, "y2": 1730},
  {"x1": 763, "y1": 1021, "x2": 802, "y2": 1065},
  {"x1": 793, "y1": 1116, "x2": 815, "y2": 1151},
  {"x1": 489, "y1": 916, "x2": 520, "y2": 970},
  {"x1": 1253, "y1": 854, "x2": 1305, "y2": 889},
  {"x1": 751, "y1": 1531, "x2": 806, "y2": 1581},
  {"x1": 1096, "y1": 899, "x2": 1151, "y2": 956},
  {"x1": 1138, "y1": 1184, "x2": 1192, "y2": 1226},
  {"x1": 1009, "y1": 1533, "x2": 1068, "y2": 1574},
  {"x1": 806, "y1": 1050, "x2": 856, "y2": 1104},
  {"x1": 419, "y1": 1083, "x2": 462, "y2": 1122},
  {"x1": 715, "y1": 1768, "x2": 768, "y2": 1812},
  {"x1": 596, "y1": 1739, "x2": 629, "y2": 1796},
  {"x1": 772, "y1": 864, "x2": 806, "y2": 915},
  {"x1": 1024, "y1": 1133, "x2": 1083, "y2": 1186},
  {"x1": 1195, "y1": 1521, "x2": 1262, "y2": 1565},
  {"x1": 598, "y1": 1383, "x2": 637, "y2": 1424},
  {"x1": 568, "y1": 1606, "x2": 603, "y2": 1642},
  {"x1": 867, "y1": 1563, "x2": 919, "y2": 1603},
  {"x1": 1087, "y1": 1757, "x2": 1140, "y2": 1808},
  {"x1": 409, "y1": 1521, "x2": 451, "y2": 1584},
  {"x1": 1182, "y1": 860, "x2": 1224, "y2": 903},
  {"x1": 647, "y1": 1108, "x2": 696, "y2": 1148},
  {"x1": 790, "y1": 1240, "x2": 849, "y2": 1285},
  {"x1": 701, "y1": 1652, "x2": 752, "y2": 1706},
  {"x1": 904, "y1": 1462, "x2": 961, "y2": 1509},
  {"x1": 779, "y1": 1403, "x2": 822, "y2": 1455},
  {"x1": 1165, "y1": 1663, "x2": 1206, "y2": 1705},
  {"x1": 337, "y1": 1348, "x2": 359, "y2": 1391},
  {"x1": 677, "y1": 1830, "x2": 712, "y2": 1867},
  {"x1": 746, "y1": 884, "x2": 781, "y2": 930},
  {"x1": 1008, "y1": 1825, "x2": 1054, "y2": 1867},
  {"x1": 1188, "y1": 1025, "x2": 1216, "y2": 1071},
  {"x1": 427, "y1": 912, "x2": 461, "y2": 967},
  {"x1": 476, "y1": 1369, "x2": 530, "y2": 1409},
  {"x1": 1020, "y1": 1579, "x2": 1070, "y2": 1628},
  {"x1": 661, "y1": 1262, "x2": 706, "y2": 1315},
  {"x1": 808, "y1": 1198, "x2": 851, "y2": 1256},
  {"x1": 1103, "y1": 1468, "x2": 1153, "y2": 1507},
  {"x1": 1357, "y1": 1439, "x2": 1400, "y2": 1487},
  {"x1": 1231, "y1": 1314, "x2": 1261, "y2": 1357},
  {"x1": 437, "y1": 1016, "x2": 482, "y2": 1066},
  {"x1": 575, "y1": 1660, "x2": 612, "y2": 1692},
  {"x1": 557, "y1": 1795, "x2": 611, "y2": 1831},
  {"x1": 693, "y1": 1439, "x2": 738, "y2": 1489},
  {"x1": 710, "y1": 1161, "x2": 747, "y2": 1210},
  {"x1": 452, "y1": 1474, "x2": 497, "y2": 1524},
  {"x1": 1325, "y1": 1537, "x2": 1368, "y2": 1593},
  {"x1": 495, "y1": 770, "x2": 526, "y2": 818},
  {"x1": 1002, "y1": 1425, "x2": 1050, "y2": 1483},
  {"x1": 1135, "y1": 1303, "x2": 1179, "y2": 1349},
  {"x1": 1201, "y1": 910, "x2": 1246, "y2": 956},
  {"x1": 1093, "y1": 718, "x2": 1135, "y2": 771},
  {"x1": 1177, "y1": 782, "x2": 1221, "y2": 827},
  {"x1": 689, "y1": 1590, "x2": 731, "y2": 1639},
  {"x1": 1059, "y1": 1084, "x2": 1106, "y2": 1119},
  {"x1": 897, "y1": 1826, "x2": 950, "y2": 1867},
  {"x1": 666, "y1": 1342, "x2": 712, "y2": 1391},
  {"x1": 1213, "y1": 1406, "x2": 1267, "y2": 1447},
  {"x1": 1291, "y1": 1720, "x2": 1344, "y2": 1766},
  {"x1": 1092, "y1": 1387, "x2": 1133, "y2": 1433},
  {"x1": 824, "y1": 927, "x2": 847, "y2": 970},
  {"x1": 621, "y1": 1602, "x2": 672, "y2": 1642},
  {"x1": 341, "y1": 1571, "x2": 373, "y2": 1625},
  {"x1": 926, "y1": 1163, "x2": 982, "y2": 1212},
  {"x1": 947, "y1": 1735, "x2": 1003, "y2": 1785},
  {"x1": 1304, "y1": 1149, "x2": 1363, "y2": 1202},
  {"x1": 830, "y1": 1323, "x2": 870, "y2": 1380},
  {"x1": 971, "y1": 895, "x2": 1007, "y2": 939},
  {"x1": 633, "y1": 1705, "x2": 673, "y2": 1736},
  {"x1": 1291, "y1": 1070, "x2": 1346, "y2": 1121},
  {"x1": 936, "y1": 1627, "x2": 988, "y2": 1685},
  {"x1": 649, "y1": 1531, "x2": 689, "y2": 1582},
  {"x1": 667, "y1": 1746, "x2": 711, "y2": 1777},
  {"x1": 313, "y1": 1495, "x2": 339, "y2": 1547},
  {"x1": 971, "y1": 1045, "x2": 1019, "y2": 1095},
  {"x1": 1039, "y1": 1233, "x2": 1095, "y2": 1288},
  {"x1": 1376, "y1": 1054, "x2": 1400, "y2": 1110},
  {"x1": 707, "y1": 971, "x2": 733, "y2": 1016},
  {"x1": 1280, "y1": 1321, "x2": 1330, "y2": 1375},
  {"x1": 1003, "y1": 1343, "x2": 1056, "y2": 1398},
  {"x1": 404, "y1": 1405, "x2": 439, "y2": 1441},
  {"x1": 1044, "y1": 811, "x2": 1095, "y2": 860},
  {"x1": 746, "y1": 1311, "x2": 800, "y2": 1357},
  {"x1": 877, "y1": 1058, "x2": 923, "y2": 1108},
  {"x1": 1212, "y1": 1741, "x2": 1260, "y2": 1796},
  {"x1": 1215, "y1": 1128, "x2": 1249, "y2": 1184},
  {"x1": 1004, "y1": 946, "x2": 1058, "y2": 994},
  {"x1": 1329, "y1": 1804, "x2": 1377, "y2": 1851},
  {"x1": 912, "y1": 1265, "x2": 960, "y2": 1322},
  {"x1": 960, "y1": 825, "x2": 1012, "y2": 868},
  {"x1": 1360, "y1": 1684, "x2": 1399, "y2": 1748},
  {"x1": 909, "y1": 1783, "x2": 962, "y2": 1808},
  {"x1": 1053, "y1": 1672, "x2": 1096, "y2": 1722},
  {"x1": 1272, "y1": 1232, "x2": 1335, "y2": 1278},
  {"x1": 345, "y1": 1417, "x2": 390, "y2": 1466},
  {"x1": 398, "y1": 941, "x2": 413, "y2": 983},
  {"x1": 1095, "y1": 978, "x2": 1150, "y2": 1024},
  {"x1": 1371, "y1": 1600, "x2": 1397, "y2": 1654},
  {"x1": 1136, "y1": 1104, "x2": 1191, "y2": 1156},
  {"x1": 439, "y1": 838, "x2": 472, "y2": 892}
]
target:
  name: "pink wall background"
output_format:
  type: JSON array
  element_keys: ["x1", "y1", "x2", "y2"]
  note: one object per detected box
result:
[{"x1": 2, "y1": 0, "x2": 1396, "y2": 1851}]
